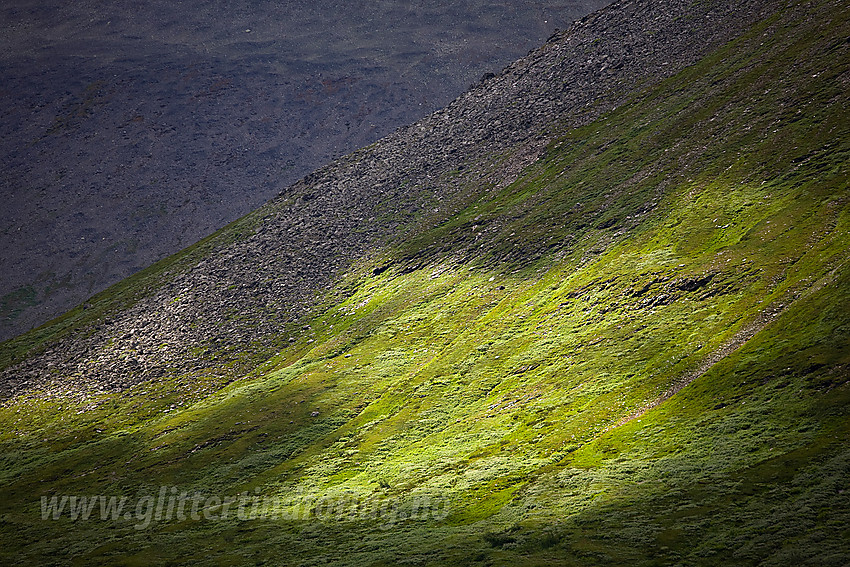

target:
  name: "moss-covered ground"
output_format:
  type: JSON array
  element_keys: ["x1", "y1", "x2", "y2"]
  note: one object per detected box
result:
[{"x1": 1, "y1": 0, "x2": 848, "y2": 564}]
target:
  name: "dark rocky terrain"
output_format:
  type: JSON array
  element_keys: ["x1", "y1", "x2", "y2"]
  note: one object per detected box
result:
[
  {"x1": 1, "y1": 0, "x2": 777, "y2": 398},
  {"x1": 1, "y1": 0, "x2": 848, "y2": 564},
  {"x1": 0, "y1": 0, "x2": 610, "y2": 342}
]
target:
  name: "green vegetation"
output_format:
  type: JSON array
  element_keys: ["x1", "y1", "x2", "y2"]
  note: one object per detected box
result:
[{"x1": 1, "y1": 0, "x2": 848, "y2": 565}]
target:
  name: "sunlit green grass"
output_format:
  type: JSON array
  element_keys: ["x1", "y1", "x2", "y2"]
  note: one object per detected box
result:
[{"x1": 1, "y1": 0, "x2": 848, "y2": 564}]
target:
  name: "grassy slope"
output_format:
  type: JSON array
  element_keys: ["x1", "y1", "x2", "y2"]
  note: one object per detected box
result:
[{"x1": 1, "y1": 0, "x2": 848, "y2": 565}]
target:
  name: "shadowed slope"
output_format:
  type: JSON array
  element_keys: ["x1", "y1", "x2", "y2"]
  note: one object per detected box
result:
[
  {"x1": 2, "y1": 0, "x2": 777, "y2": 398},
  {"x1": 0, "y1": 0, "x2": 610, "y2": 342},
  {"x1": 0, "y1": 0, "x2": 848, "y2": 565}
]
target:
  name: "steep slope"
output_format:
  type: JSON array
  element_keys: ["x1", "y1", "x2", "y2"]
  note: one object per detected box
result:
[
  {"x1": 1, "y1": 0, "x2": 778, "y2": 397},
  {"x1": 1, "y1": 0, "x2": 848, "y2": 565},
  {"x1": 0, "y1": 0, "x2": 609, "y2": 342}
]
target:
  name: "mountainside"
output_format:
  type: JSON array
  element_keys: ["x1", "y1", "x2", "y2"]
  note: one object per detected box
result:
[
  {"x1": 0, "y1": 0, "x2": 608, "y2": 342},
  {"x1": 1, "y1": 0, "x2": 848, "y2": 565}
]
